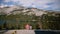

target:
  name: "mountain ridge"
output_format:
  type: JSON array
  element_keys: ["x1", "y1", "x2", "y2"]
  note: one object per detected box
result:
[{"x1": 0, "y1": 5, "x2": 60, "y2": 16}]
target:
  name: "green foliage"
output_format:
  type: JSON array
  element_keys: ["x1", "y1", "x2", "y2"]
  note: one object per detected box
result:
[
  {"x1": 41, "y1": 14, "x2": 60, "y2": 30},
  {"x1": 0, "y1": 12, "x2": 60, "y2": 30},
  {"x1": 0, "y1": 13, "x2": 38, "y2": 29}
]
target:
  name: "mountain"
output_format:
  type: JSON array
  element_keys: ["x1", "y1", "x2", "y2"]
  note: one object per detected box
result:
[{"x1": 0, "y1": 5, "x2": 59, "y2": 16}]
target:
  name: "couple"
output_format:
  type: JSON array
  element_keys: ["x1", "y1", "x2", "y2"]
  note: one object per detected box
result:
[{"x1": 25, "y1": 24, "x2": 32, "y2": 30}]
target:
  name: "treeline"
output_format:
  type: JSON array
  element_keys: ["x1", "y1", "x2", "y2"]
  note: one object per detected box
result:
[
  {"x1": 0, "y1": 12, "x2": 60, "y2": 30},
  {"x1": 0, "y1": 14, "x2": 38, "y2": 30},
  {"x1": 41, "y1": 13, "x2": 60, "y2": 30}
]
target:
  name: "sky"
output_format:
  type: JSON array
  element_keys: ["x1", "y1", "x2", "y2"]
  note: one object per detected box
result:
[{"x1": 0, "y1": 0, "x2": 60, "y2": 11}]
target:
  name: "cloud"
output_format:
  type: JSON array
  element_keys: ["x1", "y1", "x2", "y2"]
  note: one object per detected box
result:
[
  {"x1": 0, "y1": 0, "x2": 60, "y2": 11},
  {"x1": 4, "y1": 0, "x2": 19, "y2": 2}
]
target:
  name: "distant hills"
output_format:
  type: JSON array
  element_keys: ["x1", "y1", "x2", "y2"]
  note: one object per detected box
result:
[{"x1": 0, "y1": 5, "x2": 60, "y2": 16}]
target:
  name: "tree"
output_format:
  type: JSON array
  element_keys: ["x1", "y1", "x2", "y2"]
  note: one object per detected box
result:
[
  {"x1": 3, "y1": 22, "x2": 7, "y2": 29},
  {"x1": 41, "y1": 13, "x2": 60, "y2": 30}
]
